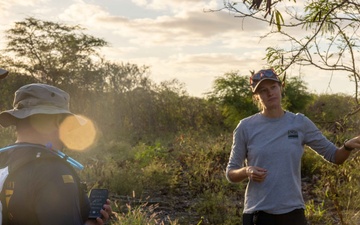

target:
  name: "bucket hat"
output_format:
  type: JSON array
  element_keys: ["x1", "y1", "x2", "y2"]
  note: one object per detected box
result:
[{"x1": 0, "y1": 83, "x2": 86, "y2": 127}]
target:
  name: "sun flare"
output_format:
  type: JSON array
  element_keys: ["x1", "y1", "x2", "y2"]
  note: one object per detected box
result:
[{"x1": 59, "y1": 115, "x2": 97, "y2": 151}]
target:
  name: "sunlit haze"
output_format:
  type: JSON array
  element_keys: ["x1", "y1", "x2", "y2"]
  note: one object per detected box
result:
[{"x1": 0, "y1": 0, "x2": 354, "y2": 97}]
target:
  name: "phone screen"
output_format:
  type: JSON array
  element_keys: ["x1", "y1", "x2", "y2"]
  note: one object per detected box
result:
[{"x1": 88, "y1": 188, "x2": 109, "y2": 219}]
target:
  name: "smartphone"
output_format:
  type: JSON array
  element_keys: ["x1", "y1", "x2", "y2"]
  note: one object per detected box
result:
[{"x1": 88, "y1": 188, "x2": 109, "y2": 219}]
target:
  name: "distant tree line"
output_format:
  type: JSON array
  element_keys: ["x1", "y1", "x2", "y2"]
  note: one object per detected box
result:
[
  {"x1": 1, "y1": 17, "x2": 359, "y2": 147},
  {"x1": 0, "y1": 17, "x2": 225, "y2": 145}
]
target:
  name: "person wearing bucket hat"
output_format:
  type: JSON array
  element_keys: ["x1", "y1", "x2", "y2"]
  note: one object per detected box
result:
[
  {"x1": 225, "y1": 68, "x2": 360, "y2": 225},
  {"x1": 0, "y1": 83, "x2": 86, "y2": 127},
  {"x1": 0, "y1": 83, "x2": 112, "y2": 225}
]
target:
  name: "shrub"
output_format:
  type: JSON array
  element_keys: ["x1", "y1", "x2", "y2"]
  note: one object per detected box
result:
[
  {"x1": 192, "y1": 190, "x2": 242, "y2": 225},
  {"x1": 303, "y1": 150, "x2": 360, "y2": 225},
  {"x1": 111, "y1": 201, "x2": 179, "y2": 225}
]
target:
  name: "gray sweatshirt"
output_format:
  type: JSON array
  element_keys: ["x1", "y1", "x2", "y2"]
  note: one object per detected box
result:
[{"x1": 226, "y1": 111, "x2": 337, "y2": 214}]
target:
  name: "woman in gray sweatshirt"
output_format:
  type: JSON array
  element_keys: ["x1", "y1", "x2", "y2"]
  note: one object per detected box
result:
[{"x1": 226, "y1": 68, "x2": 358, "y2": 225}]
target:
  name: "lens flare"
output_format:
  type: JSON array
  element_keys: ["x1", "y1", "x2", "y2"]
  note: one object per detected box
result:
[{"x1": 59, "y1": 115, "x2": 97, "y2": 151}]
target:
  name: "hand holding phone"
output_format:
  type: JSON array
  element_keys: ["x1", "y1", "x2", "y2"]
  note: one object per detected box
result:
[{"x1": 88, "y1": 188, "x2": 109, "y2": 219}]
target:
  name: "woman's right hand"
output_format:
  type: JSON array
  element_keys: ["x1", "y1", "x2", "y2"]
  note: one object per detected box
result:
[{"x1": 246, "y1": 166, "x2": 267, "y2": 182}]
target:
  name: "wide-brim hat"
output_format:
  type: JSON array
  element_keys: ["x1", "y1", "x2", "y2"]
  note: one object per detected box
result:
[{"x1": 0, "y1": 83, "x2": 86, "y2": 127}]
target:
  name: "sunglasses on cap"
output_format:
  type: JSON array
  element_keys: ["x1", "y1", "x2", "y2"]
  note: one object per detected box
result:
[
  {"x1": 250, "y1": 69, "x2": 281, "y2": 92},
  {"x1": 250, "y1": 69, "x2": 279, "y2": 84}
]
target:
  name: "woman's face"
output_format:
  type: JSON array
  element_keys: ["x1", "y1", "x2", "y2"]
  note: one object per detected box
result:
[{"x1": 254, "y1": 80, "x2": 282, "y2": 111}]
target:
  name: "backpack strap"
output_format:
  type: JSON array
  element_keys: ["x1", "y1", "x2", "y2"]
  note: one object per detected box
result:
[
  {"x1": 0, "y1": 143, "x2": 84, "y2": 170},
  {"x1": 0, "y1": 144, "x2": 88, "y2": 224}
]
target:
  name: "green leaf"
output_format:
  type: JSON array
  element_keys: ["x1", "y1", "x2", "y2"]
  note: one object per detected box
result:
[{"x1": 274, "y1": 10, "x2": 284, "y2": 31}]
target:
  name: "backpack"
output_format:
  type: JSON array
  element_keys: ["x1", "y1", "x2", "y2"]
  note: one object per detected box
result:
[{"x1": 0, "y1": 143, "x2": 87, "y2": 225}]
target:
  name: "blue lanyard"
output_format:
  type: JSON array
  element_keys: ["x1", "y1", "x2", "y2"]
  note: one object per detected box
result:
[{"x1": 0, "y1": 143, "x2": 84, "y2": 170}]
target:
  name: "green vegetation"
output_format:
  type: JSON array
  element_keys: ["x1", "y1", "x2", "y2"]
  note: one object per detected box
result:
[
  {"x1": 222, "y1": 0, "x2": 360, "y2": 110},
  {"x1": 0, "y1": 17, "x2": 359, "y2": 224}
]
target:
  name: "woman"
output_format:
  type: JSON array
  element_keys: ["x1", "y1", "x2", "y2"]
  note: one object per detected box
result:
[{"x1": 226, "y1": 68, "x2": 359, "y2": 225}]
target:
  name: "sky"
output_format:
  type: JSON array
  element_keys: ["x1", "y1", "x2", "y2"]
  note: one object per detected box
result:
[{"x1": 0, "y1": 0, "x2": 354, "y2": 97}]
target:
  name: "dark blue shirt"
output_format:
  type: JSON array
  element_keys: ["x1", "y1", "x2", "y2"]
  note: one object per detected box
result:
[{"x1": 0, "y1": 144, "x2": 90, "y2": 225}]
